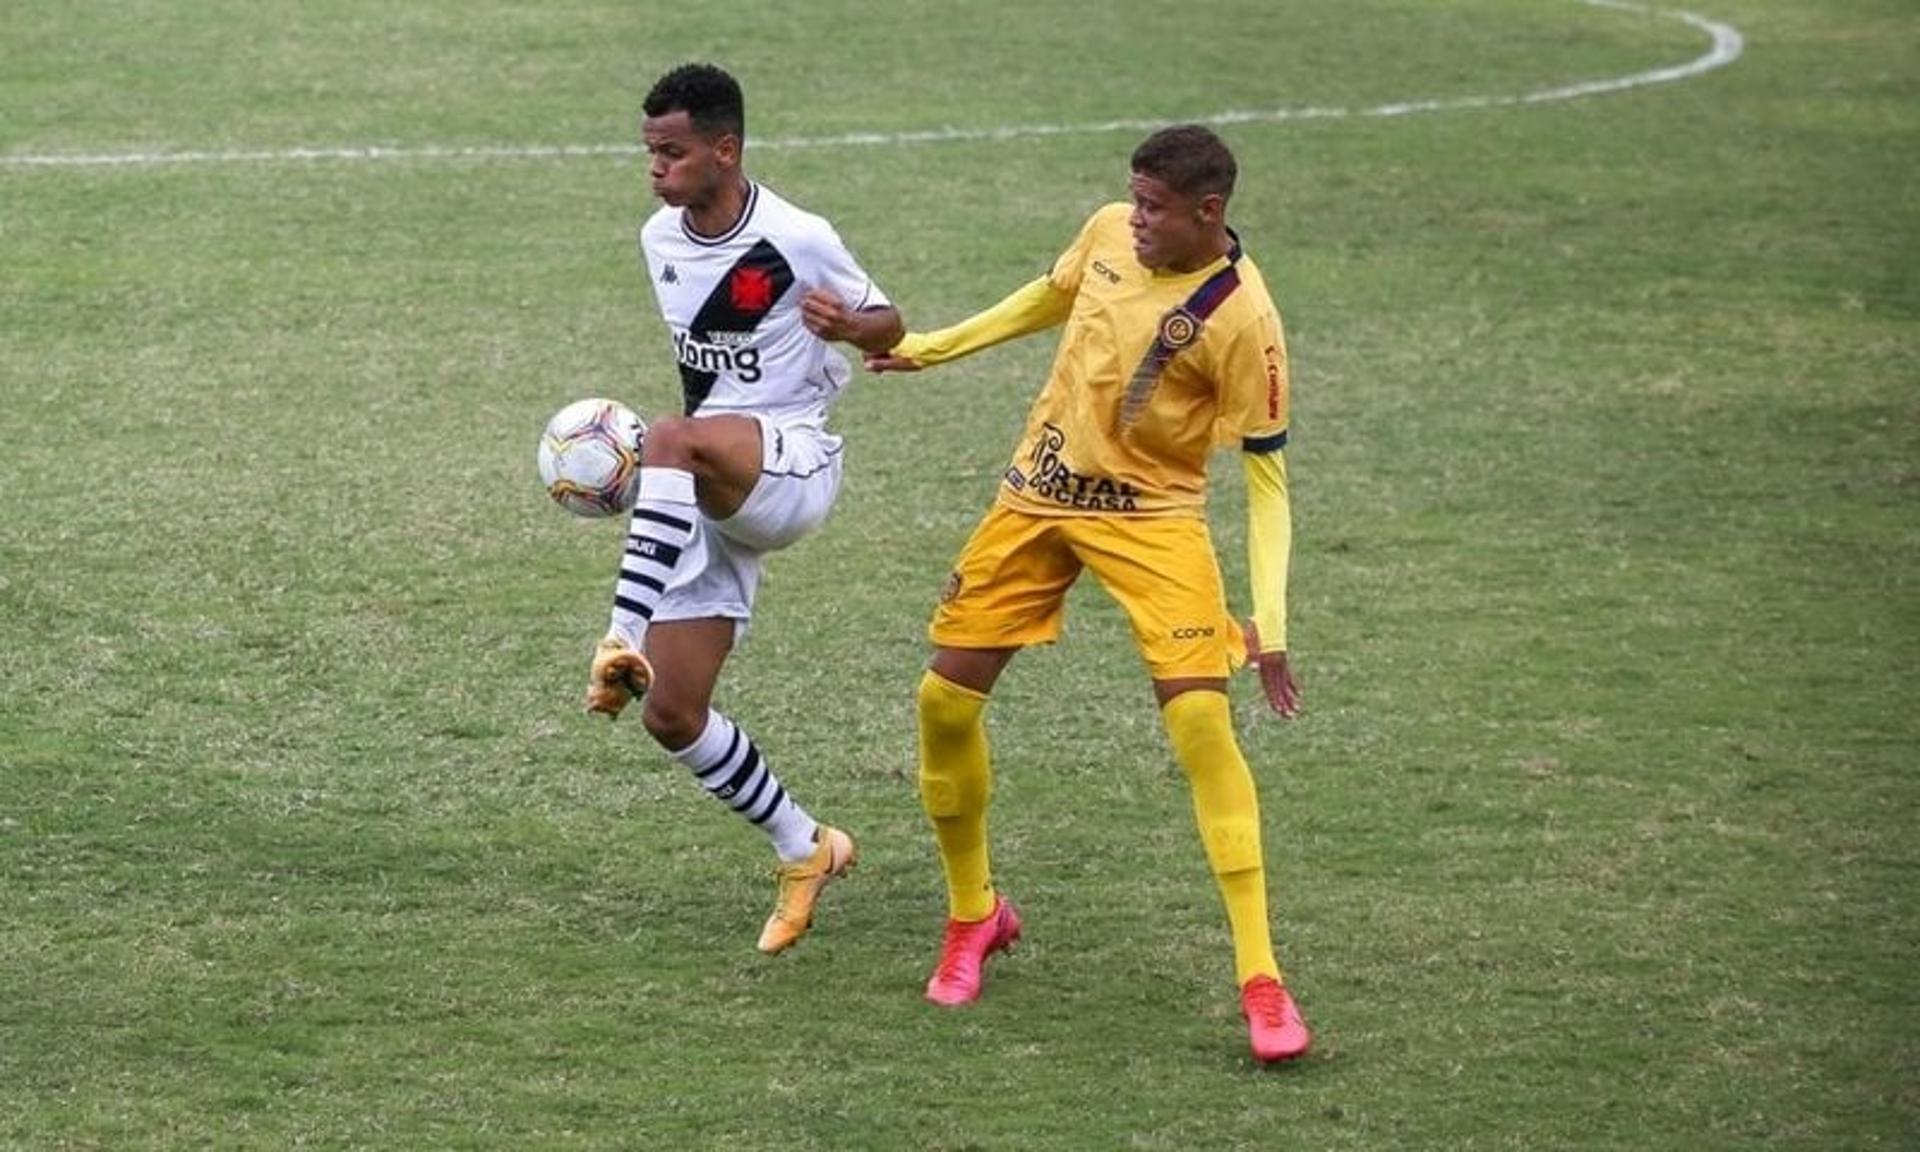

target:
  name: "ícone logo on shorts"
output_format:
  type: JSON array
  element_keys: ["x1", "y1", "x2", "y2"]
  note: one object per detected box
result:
[{"x1": 940, "y1": 571, "x2": 963, "y2": 604}]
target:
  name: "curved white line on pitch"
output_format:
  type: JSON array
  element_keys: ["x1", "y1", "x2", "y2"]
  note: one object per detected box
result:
[{"x1": 0, "y1": 1, "x2": 1742, "y2": 171}]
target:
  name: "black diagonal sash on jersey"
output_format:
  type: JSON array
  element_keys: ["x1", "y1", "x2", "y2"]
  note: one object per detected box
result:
[
  {"x1": 677, "y1": 238, "x2": 796, "y2": 415},
  {"x1": 1118, "y1": 238, "x2": 1243, "y2": 428}
]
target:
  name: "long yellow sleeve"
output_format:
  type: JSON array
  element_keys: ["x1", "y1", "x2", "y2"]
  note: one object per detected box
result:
[
  {"x1": 1243, "y1": 450, "x2": 1292, "y2": 652},
  {"x1": 890, "y1": 277, "x2": 1073, "y2": 367}
]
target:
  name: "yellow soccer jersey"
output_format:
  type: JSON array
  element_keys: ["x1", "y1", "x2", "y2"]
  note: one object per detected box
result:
[{"x1": 999, "y1": 202, "x2": 1289, "y2": 518}]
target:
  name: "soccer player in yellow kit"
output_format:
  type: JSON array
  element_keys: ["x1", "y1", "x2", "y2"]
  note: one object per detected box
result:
[{"x1": 865, "y1": 124, "x2": 1310, "y2": 1063}]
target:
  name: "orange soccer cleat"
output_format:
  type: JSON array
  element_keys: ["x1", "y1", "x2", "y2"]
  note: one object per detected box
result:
[{"x1": 757, "y1": 825, "x2": 857, "y2": 955}]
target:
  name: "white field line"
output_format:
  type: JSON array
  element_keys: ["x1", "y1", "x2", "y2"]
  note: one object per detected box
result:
[{"x1": 0, "y1": 1, "x2": 1742, "y2": 172}]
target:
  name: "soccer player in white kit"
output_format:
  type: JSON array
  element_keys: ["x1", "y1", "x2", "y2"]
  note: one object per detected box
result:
[{"x1": 584, "y1": 63, "x2": 904, "y2": 954}]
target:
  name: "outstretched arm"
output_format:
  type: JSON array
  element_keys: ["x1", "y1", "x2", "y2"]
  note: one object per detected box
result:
[
  {"x1": 865, "y1": 276, "x2": 1073, "y2": 372},
  {"x1": 1243, "y1": 448, "x2": 1301, "y2": 717}
]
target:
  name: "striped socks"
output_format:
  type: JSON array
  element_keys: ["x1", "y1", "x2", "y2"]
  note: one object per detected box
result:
[
  {"x1": 670, "y1": 708, "x2": 818, "y2": 862},
  {"x1": 609, "y1": 467, "x2": 698, "y2": 649}
]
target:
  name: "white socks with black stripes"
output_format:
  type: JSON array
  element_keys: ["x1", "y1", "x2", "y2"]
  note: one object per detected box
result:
[
  {"x1": 609, "y1": 467, "x2": 699, "y2": 650},
  {"x1": 670, "y1": 709, "x2": 820, "y2": 862}
]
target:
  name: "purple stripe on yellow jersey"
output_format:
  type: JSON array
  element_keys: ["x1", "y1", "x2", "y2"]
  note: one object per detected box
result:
[
  {"x1": 999, "y1": 204, "x2": 1290, "y2": 518},
  {"x1": 1119, "y1": 241, "x2": 1244, "y2": 428}
]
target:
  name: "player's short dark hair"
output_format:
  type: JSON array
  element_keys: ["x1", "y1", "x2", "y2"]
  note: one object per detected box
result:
[
  {"x1": 1131, "y1": 124, "x2": 1237, "y2": 202},
  {"x1": 644, "y1": 63, "x2": 745, "y2": 141}
]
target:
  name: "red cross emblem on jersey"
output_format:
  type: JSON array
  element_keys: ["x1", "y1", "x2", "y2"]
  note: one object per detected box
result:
[{"x1": 730, "y1": 266, "x2": 776, "y2": 312}]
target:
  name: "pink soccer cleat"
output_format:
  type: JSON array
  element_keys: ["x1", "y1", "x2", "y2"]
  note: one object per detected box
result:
[
  {"x1": 924, "y1": 896, "x2": 1022, "y2": 1006},
  {"x1": 1240, "y1": 975, "x2": 1312, "y2": 1063}
]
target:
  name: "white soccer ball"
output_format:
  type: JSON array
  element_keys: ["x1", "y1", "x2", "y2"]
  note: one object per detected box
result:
[{"x1": 536, "y1": 398, "x2": 647, "y2": 518}]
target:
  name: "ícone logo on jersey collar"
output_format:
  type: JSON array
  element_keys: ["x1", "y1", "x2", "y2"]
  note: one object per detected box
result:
[{"x1": 1159, "y1": 307, "x2": 1200, "y2": 351}]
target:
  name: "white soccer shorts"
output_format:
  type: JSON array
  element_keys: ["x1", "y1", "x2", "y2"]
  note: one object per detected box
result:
[{"x1": 650, "y1": 413, "x2": 845, "y2": 632}]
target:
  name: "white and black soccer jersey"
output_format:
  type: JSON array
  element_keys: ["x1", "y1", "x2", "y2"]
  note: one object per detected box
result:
[{"x1": 640, "y1": 182, "x2": 890, "y2": 422}]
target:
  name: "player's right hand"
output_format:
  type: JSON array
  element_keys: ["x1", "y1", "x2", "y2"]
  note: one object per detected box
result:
[{"x1": 585, "y1": 637, "x2": 652, "y2": 719}]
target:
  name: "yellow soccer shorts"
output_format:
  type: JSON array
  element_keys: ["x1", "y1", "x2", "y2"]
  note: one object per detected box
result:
[{"x1": 930, "y1": 502, "x2": 1248, "y2": 680}]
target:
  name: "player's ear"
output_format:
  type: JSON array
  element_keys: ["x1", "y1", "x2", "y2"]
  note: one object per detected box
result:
[
  {"x1": 713, "y1": 131, "x2": 743, "y2": 169},
  {"x1": 1196, "y1": 192, "x2": 1226, "y2": 226}
]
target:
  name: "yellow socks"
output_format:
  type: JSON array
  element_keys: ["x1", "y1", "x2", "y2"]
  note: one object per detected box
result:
[
  {"x1": 917, "y1": 672, "x2": 1285, "y2": 981},
  {"x1": 1162, "y1": 690, "x2": 1282, "y2": 986},
  {"x1": 917, "y1": 670, "x2": 997, "y2": 921}
]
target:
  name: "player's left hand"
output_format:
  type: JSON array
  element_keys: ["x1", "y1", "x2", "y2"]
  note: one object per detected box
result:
[
  {"x1": 799, "y1": 288, "x2": 856, "y2": 343},
  {"x1": 1243, "y1": 618, "x2": 1301, "y2": 718}
]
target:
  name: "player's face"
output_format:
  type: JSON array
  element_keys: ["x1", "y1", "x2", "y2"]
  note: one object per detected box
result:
[
  {"x1": 1128, "y1": 172, "x2": 1222, "y2": 273},
  {"x1": 643, "y1": 110, "x2": 735, "y2": 209}
]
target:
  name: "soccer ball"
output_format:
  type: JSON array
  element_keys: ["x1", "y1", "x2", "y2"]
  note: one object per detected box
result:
[{"x1": 537, "y1": 398, "x2": 647, "y2": 518}]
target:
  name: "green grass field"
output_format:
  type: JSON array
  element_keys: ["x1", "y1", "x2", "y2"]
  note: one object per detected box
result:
[{"x1": 4, "y1": 1, "x2": 1916, "y2": 1148}]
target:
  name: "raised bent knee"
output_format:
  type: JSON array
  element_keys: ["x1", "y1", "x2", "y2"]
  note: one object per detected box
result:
[{"x1": 639, "y1": 415, "x2": 699, "y2": 469}]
